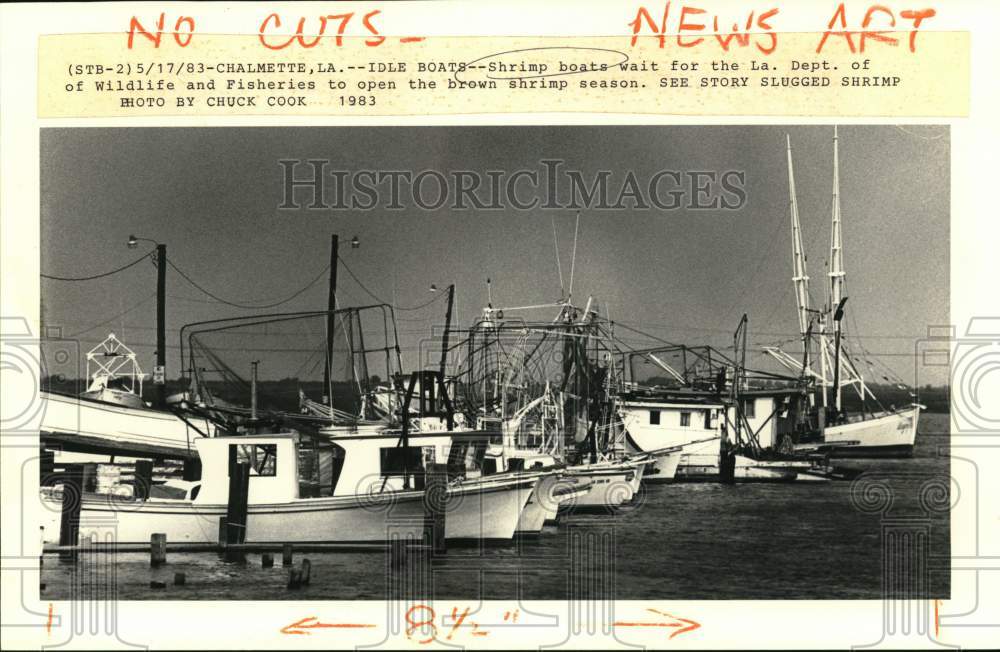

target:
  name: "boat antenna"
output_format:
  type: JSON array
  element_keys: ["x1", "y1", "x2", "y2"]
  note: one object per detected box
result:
[
  {"x1": 486, "y1": 277, "x2": 493, "y2": 309},
  {"x1": 552, "y1": 215, "x2": 565, "y2": 301},
  {"x1": 568, "y1": 211, "x2": 580, "y2": 303}
]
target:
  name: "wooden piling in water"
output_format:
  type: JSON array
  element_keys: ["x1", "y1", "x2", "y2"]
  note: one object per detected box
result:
[
  {"x1": 182, "y1": 457, "x2": 202, "y2": 481},
  {"x1": 58, "y1": 464, "x2": 82, "y2": 561},
  {"x1": 282, "y1": 544, "x2": 293, "y2": 566},
  {"x1": 389, "y1": 537, "x2": 407, "y2": 570},
  {"x1": 261, "y1": 553, "x2": 274, "y2": 568},
  {"x1": 224, "y1": 461, "x2": 250, "y2": 563},
  {"x1": 150, "y1": 533, "x2": 167, "y2": 566},
  {"x1": 40, "y1": 449, "x2": 54, "y2": 480},
  {"x1": 424, "y1": 463, "x2": 448, "y2": 554},
  {"x1": 134, "y1": 460, "x2": 154, "y2": 500},
  {"x1": 173, "y1": 572, "x2": 186, "y2": 586},
  {"x1": 301, "y1": 559, "x2": 312, "y2": 585}
]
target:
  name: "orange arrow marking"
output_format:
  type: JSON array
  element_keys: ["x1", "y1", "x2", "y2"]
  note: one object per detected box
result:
[
  {"x1": 614, "y1": 608, "x2": 701, "y2": 639},
  {"x1": 280, "y1": 616, "x2": 376, "y2": 635}
]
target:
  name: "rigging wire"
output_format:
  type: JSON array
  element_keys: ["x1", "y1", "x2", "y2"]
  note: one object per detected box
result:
[
  {"x1": 893, "y1": 125, "x2": 947, "y2": 141},
  {"x1": 338, "y1": 258, "x2": 445, "y2": 311},
  {"x1": 167, "y1": 259, "x2": 328, "y2": 309},
  {"x1": 62, "y1": 293, "x2": 157, "y2": 338},
  {"x1": 552, "y1": 215, "x2": 565, "y2": 299},
  {"x1": 567, "y1": 211, "x2": 580, "y2": 301},
  {"x1": 41, "y1": 249, "x2": 155, "y2": 282},
  {"x1": 608, "y1": 320, "x2": 679, "y2": 348}
]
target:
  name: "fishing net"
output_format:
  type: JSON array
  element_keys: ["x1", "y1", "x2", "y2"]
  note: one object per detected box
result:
[
  {"x1": 450, "y1": 314, "x2": 618, "y2": 453},
  {"x1": 181, "y1": 305, "x2": 401, "y2": 423},
  {"x1": 627, "y1": 345, "x2": 733, "y2": 390}
]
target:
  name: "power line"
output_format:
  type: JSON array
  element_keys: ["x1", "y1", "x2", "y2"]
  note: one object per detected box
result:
[
  {"x1": 167, "y1": 259, "x2": 328, "y2": 309},
  {"x1": 338, "y1": 258, "x2": 445, "y2": 311},
  {"x1": 57, "y1": 294, "x2": 157, "y2": 339},
  {"x1": 41, "y1": 249, "x2": 154, "y2": 282}
]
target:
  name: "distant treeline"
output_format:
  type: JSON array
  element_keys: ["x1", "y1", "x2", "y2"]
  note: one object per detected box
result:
[
  {"x1": 41, "y1": 376, "x2": 367, "y2": 415},
  {"x1": 42, "y1": 376, "x2": 950, "y2": 414}
]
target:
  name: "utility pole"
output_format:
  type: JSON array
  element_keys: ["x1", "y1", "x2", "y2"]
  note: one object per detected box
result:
[
  {"x1": 251, "y1": 360, "x2": 260, "y2": 421},
  {"x1": 323, "y1": 234, "x2": 339, "y2": 405},
  {"x1": 439, "y1": 284, "x2": 455, "y2": 381},
  {"x1": 155, "y1": 243, "x2": 167, "y2": 409}
]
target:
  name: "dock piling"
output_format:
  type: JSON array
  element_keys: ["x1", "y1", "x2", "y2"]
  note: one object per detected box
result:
[
  {"x1": 134, "y1": 460, "x2": 153, "y2": 500},
  {"x1": 424, "y1": 463, "x2": 448, "y2": 555},
  {"x1": 58, "y1": 464, "x2": 82, "y2": 561},
  {"x1": 301, "y1": 559, "x2": 312, "y2": 585},
  {"x1": 150, "y1": 533, "x2": 167, "y2": 566},
  {"x1": 262, "y1": 553, "x2": 274, "y2": 568},
  {"x1": 282, "y1": 544, "x2": 293, "y2": 566},
  {"x1": 173, "y1": 572, "x2": 186, "y2": 586},
  {"x1": 224, "y1": 461, "x2": 250, "y2": 563},
  {"x1": 182, "y1": 458, "x2": 202, "y2": 481},
  {"x1": 389, "y1": 537, "x2": 407, "y2": 570}
]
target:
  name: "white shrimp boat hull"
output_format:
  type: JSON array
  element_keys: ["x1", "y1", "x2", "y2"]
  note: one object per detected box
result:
[
  {"x1": 501, "y1": 473, "x2": 596, "y2": 533},
  {"x1": 638, "y1": 451, "x2": 681, "y2": 483},
  {"x1": 43, "y1": 476, "x2": 536, "y2": 544},
  {"x1": 821, "y1": 406, "x2": 920, "y2": 457},
  {"x1": 43, "y1": 432, "x2": 536, "y2": 544},
  {"x1": 560, "y1": 462, "x2": 644, "y2": 508},
  {"x1": 40, "y1": 391, "x2": 211, "y2": 458},
  {"x1": 620, "y1": 402, "x2": 722, "y2": 480}
]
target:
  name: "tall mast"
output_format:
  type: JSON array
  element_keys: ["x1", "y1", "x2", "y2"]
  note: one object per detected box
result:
[
  {"x1": 786, "y1": 136, "x2": 811, "y2": 346},
  {"x1": 785, "y1": 134, "x2": 822, "y2": 394},
  {"x1": 828, "y1": 127, "x2": 846, "y2": 412}
]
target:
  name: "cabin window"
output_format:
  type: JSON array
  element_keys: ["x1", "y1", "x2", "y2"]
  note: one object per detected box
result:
[
  {"x1": 234, "y1": 444, "x2": 277, "y2": 477},
  {"x1": 379, "y1": 446, "x2": 428, "y2": 476},
  {"x1": 743, "y1": 400, "x2": 756, "y2": 418},
  {"x1": 680, "y1": 412, "x2": 691, "y2": 427},
  {"x1": 447, "y1": 441, "x2": 487, "y2": 476},
  {"x1": 649, "y1": 410, "x2": 661, "y2": 425}
]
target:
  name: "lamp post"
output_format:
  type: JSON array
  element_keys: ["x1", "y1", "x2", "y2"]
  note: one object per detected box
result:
[{"x1": 128, "y1": 235, "x2": 167, "y2": 409}]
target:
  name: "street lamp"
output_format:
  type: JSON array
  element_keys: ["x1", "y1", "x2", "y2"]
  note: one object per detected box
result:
[
  {"x1": 127, "y1": 234, "x2": 158, "y2": 249},
  {"x1": 126, "y1": 234, "x2": 167, "y2": 408}
]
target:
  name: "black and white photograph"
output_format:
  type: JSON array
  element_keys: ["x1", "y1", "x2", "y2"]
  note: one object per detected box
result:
[{"x1": 36, "y1": 125, "x2": 950, "y2": 602}]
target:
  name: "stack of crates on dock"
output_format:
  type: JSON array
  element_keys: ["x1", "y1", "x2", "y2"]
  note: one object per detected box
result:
[{"x1": 94, "y1": 463, "x2": 121, "y2": 494}]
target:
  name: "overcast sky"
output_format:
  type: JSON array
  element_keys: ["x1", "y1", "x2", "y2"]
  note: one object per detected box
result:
[{"x1": 40, "y1": 125, "x2": 949, "y2": 386}]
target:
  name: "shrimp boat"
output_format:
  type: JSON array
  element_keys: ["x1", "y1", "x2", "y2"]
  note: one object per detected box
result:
[
  {"x1": 458, "y1": 298, "x2": 665, "y2": 506},
  {"x1": 619, "y1": 394, "x2": 821, "y2": 482},
  {"x1": 762, "y1": 129, "x2": 922, "y2": 457},
  {"x1": 315, "y1": 389, "x2": 572, "y2": 538},
  {"x1": 42, "y1": 431, "x2": 536, "y2": 545},
  {"x1": 40, "y1": 333, "x2": 214, "y2": 460},
  {"x1": 289, "y1": 292, "x2": 597, "y2": 536},
  {"x1": 617, "y1": 331, "x2": 845, "y2": 483}
]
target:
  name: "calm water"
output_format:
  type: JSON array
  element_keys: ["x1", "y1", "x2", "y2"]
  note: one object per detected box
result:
[{"x1": 43, "y1": 414, "x2": 950, "y2": 600}]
